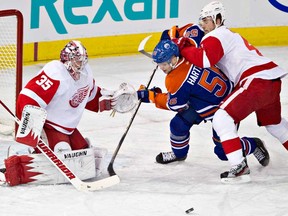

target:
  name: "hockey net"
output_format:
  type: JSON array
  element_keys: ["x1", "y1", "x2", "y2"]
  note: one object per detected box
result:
[{"x1": 0, "y1": 10, "x2": 23, "y2": 135}]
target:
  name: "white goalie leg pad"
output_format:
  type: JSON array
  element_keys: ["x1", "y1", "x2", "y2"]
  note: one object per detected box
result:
[
  {"x1": 9, "y1": 148, "x2": 97, "y2": 185},
  {"x1": 8, "y1": 142, "x2": 35, "y2": 156},
  {"x1": 92, "y1": 146, "x2": 108, "y2": 177},
  {"x1": 16, "y1": 105, "x2": 47, "y2": 147},
  {"x1": 85, "y1": 138, "x2": 108, "y2": 176},
  {"x1": 57, "y1": 148, "x2": 97, "y2": 184}
]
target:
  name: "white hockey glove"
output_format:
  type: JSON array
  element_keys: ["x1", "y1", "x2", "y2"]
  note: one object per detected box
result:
[
  {"x1": 110, "y1": 82, "x2": 138, "y2": 116},
  {"x1": 99, "y1": 83, "x2": 138, "y2": 116}
]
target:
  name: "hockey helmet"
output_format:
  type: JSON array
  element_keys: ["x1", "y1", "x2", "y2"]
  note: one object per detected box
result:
[
  {"x1": 60, "y1": 40, "x2": 88, "y2": 80},
  {"x1": 199, "y1": 1, "x2": 226, "y2": 27},
  {"x1": 152, "y1": 40, "x2": 179, "y2": 64}
]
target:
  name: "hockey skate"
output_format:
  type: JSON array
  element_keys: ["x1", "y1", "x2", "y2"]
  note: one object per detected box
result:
[
  {"x1": 253, "y1": 138, "x2": 270, "y2": 167},
  {"x1": 0, "y1": 168, "x2": 6, "y2": 185},
  {"x1": 156, "y1": 151, "x2": 187, "y2": 164},
  {"x1": 220, "y1": 158, "x2": 251, "y2": 184}
]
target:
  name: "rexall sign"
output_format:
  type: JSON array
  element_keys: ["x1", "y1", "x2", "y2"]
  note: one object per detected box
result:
[{"x1": 30, "y1": 0, "x2": 179, "y2": 34}]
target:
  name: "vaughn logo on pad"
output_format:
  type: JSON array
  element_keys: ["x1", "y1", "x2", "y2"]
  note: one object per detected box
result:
[{"x1": 16, "y1": 105, "x2": 47, "y2": 147}]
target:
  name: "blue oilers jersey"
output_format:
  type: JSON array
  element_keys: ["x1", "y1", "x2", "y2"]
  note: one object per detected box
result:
[{"x1": 159, "y1": 59, "x2": 233, "y2": 121}]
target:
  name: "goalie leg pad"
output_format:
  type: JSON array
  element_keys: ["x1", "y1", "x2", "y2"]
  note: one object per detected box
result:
[
  {"x1": 4, "y1": 148, "x2": 98, "y2": 186},
  {"x1": 16, "y1": 105, "x2": 47, "y2": 147}
]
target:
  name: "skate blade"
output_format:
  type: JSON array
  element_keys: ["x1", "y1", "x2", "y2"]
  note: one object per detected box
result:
[{"x1": 221, "y1": 174, "x2": 251, "y2": 184}]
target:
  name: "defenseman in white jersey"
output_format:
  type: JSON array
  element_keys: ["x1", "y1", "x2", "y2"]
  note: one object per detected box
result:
[
  {"x1": 174, "y1": 1, "x2": 288, "y2": 183},
  {"x1": 2, "y1": 41, "x2": 118, "y2": 186}
]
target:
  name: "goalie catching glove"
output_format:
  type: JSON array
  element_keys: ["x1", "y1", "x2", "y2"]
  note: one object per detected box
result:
[
  {"x1": 99, "y1": 83, "x2": 138, "y2": 114},
  {"x1": 137, "y1": 85, "x2": 162, "y2": 103}
]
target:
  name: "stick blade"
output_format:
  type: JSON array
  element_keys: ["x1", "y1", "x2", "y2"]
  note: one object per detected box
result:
[
  {"x1": 75, "y1": 175, "x2": 120, "y2": 192},
  {"x1": 138, "y1": 35, "x2": 153, "y2": 58}
]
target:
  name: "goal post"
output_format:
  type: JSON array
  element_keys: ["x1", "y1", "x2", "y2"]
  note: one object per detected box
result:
[{"x1": 0, "y1": 9, "x2": 23, "y2": 135}]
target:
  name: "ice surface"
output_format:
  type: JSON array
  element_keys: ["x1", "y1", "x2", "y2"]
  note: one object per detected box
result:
[{"x1": 0, "y1": 46, "x2": 288, "y2": 216}]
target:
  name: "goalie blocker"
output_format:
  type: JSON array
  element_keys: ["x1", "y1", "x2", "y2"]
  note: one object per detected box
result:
[{"x1": 1, "y1": 145, "x2": 107, "y2": 186}]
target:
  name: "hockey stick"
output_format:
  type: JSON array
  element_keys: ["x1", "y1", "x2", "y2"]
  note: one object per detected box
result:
[
  {"x1": 138, "y1": 35, "x2": 153, "y2": 58},
  {"x1": 108, "y1": 35, "x2": 157, "y2": 176},
  {"x1": 0, "y1": 100, "x2": 120, "y2": 191}
]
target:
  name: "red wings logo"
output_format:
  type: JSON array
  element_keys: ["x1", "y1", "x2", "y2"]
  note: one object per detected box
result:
[{"x1": 69, "y1": 85, "x2": 89, "y2": 108}]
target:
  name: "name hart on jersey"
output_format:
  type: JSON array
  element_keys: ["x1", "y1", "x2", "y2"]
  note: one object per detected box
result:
[
  {"x1": 38, "y1": 142, "x2": 76, "y2": 180},
  {"x1": 20, "y1": 112, "x2": 30, "y2": 134},
  {"x1": 64, "y1": 150, "x2": 87, "y2": 159},
  {"x1": 187, "y1": 66, "x2": 201, "y2": 86}
]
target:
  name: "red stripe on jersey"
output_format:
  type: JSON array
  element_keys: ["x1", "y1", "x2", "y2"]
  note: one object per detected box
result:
[
  {"x1": 238, "y1": 61, "x2": 278, "y2": 84},
  {"x1": 45, "y1": 120, "x2": 74, "y2": 133}
]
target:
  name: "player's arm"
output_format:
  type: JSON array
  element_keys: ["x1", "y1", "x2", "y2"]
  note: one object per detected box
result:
[
  {"x1": 17, "y1": 70, "x2": 59, "y2": 116},
  {"x1": 180, "y1": 36, "x2": 224, "y2": 68},
  {"x1": 165, "y1": 70, "x2": 191, "y2": 112},
  {"x1": 85, "y1": 82, "x2": 102, "y2": 112},
  {"x1": 137, "y1": 85, "x2": 169, "y2": 110},
  {"x1": 85, "y1": 77, "x2": 116, "y2": 112},
  {"x1": 160, "y1": 23, "x2": 193, "y2": 40}
]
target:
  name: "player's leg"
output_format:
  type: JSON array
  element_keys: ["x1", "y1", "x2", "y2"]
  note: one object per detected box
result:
[
  {"x1": 69, "y1": 129, "x2": 107, "y2": 176},
  {"x1": 254, "y1": 79, "x2": 288, "y2": 151},
  {"x1": 42, "y1": 124, "x2": 71, "y2": 152},
  {"x1": 212, "y1": 129, "x2": 270, "y2": 166},
  {"x1": 156, "y1": 106, "x2": 202, "y2": 164},
  {"x1": 3, "y1": 148, "x2": 97, "y2": 186},
  {"x1": 69, "y1": 128, "x2": 89, "y2": 150},
  {"x1": 214, "y1": 78, "x2": 282, "y2": 182}
]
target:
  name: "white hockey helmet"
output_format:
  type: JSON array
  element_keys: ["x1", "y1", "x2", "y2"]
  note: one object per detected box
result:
[
  {"x1": 60, "y1": 40, "x2": 88, "y2": 80},
  {"x1": 199, "y1": 1, "x2": 226, "y2": 27}
]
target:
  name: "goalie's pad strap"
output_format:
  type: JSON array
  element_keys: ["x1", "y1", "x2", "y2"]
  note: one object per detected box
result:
[{"x1": 4, "y1": 148, "x2": 96, "y2": 186}]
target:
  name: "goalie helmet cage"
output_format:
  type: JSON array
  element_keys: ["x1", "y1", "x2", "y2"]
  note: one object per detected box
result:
[{"x1": 0, "y1": 9, "x2": 23, "y2": 135}]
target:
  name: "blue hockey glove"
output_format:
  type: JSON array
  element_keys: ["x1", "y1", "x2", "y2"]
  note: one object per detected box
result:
[{"x1": 137, "y1": 85, "x2": 162, "y2": 103}]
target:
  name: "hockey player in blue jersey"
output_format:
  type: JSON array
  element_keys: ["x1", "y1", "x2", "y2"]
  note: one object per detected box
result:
[{"x1": 137, "y1": 38, "x2": 270, "y2": 167}]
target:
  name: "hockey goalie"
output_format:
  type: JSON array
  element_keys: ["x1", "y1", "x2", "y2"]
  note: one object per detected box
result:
[{"x1": 0, "y1": 40, "x2": 138, "y2": 187}]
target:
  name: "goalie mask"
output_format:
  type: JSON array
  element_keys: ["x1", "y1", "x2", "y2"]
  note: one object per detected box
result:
[{"x1": 60, "y1": 40, "x2": 88, "y2": 81}]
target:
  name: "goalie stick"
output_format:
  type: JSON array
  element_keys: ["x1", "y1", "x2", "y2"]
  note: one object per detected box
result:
[
  {"x1": 108, "y1": 35, "x2": 157, "y2": 176},
  {"x1": 0, "y1": 100, "x2": 120, "y2": 191}
]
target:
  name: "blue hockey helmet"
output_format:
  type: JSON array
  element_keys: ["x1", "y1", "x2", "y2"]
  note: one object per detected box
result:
[{"x1": 152, "y1": 40, "x2": 179, "y2": 64}]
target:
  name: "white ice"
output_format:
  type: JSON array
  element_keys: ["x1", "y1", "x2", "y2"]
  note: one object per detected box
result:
[{"x1": 0, "y1": 46, "x2": 288, "y2": 216}]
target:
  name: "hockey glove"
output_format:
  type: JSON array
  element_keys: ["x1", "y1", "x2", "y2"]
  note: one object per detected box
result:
[
  {"x1": 172, "y1": 37, "x2": 193, "y2": 52},
  {"x1": 137, "y1": 85, "x2": 162, "y2": 103},
  {"x1": 99, "y1": 88, "x2": 115, "y2": 112},
  {"x1": 168, "y1": 25, "x2": 179, "y2": 39}
]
